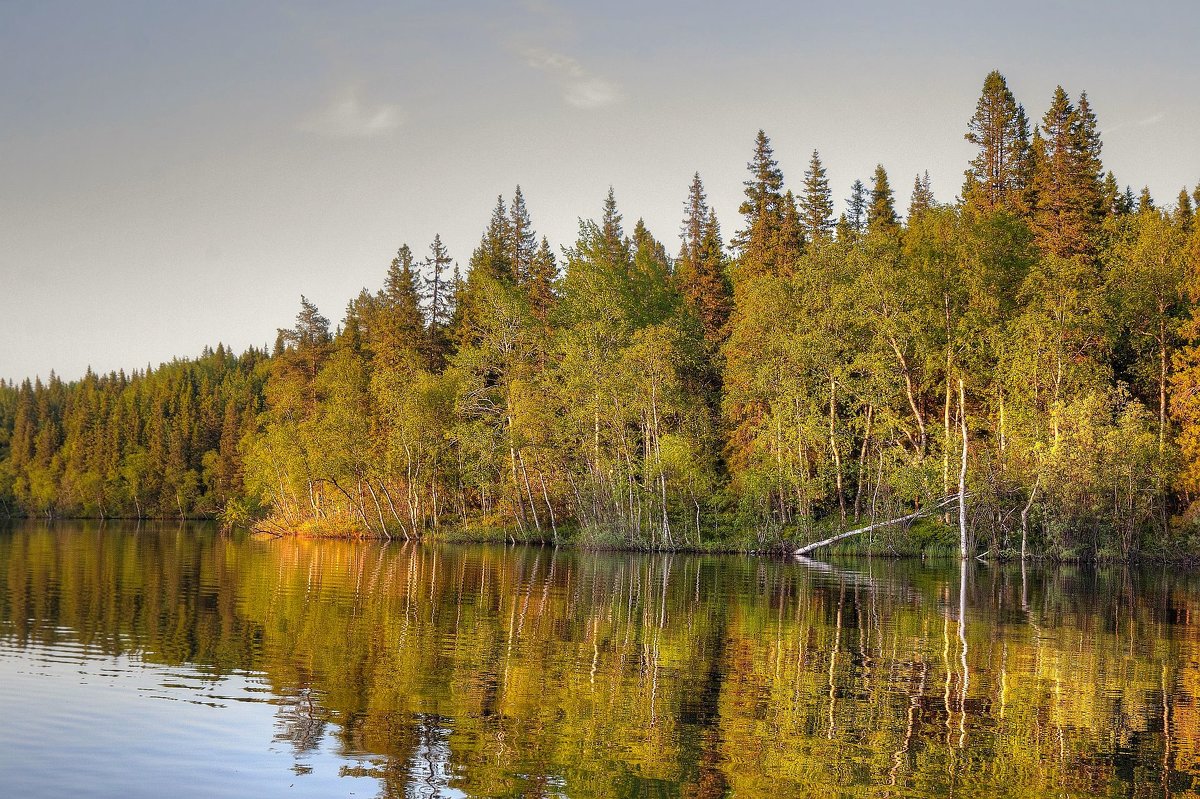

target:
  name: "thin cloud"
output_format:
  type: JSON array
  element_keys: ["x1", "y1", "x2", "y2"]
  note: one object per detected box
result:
[
  {"x1": 301, "y1": 89, "x2": 402, "y2": 139},
  {"x1": 521, "y1": 47, "x2": 622, "y2": 109},
  {"x1": 1101, "y1": 111, "x2": 1164, "y2": 137}
]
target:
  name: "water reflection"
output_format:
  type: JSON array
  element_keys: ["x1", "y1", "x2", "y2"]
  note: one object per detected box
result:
[{"x1": 0, "y1": 520, "x2": 1197, "y2": 798}]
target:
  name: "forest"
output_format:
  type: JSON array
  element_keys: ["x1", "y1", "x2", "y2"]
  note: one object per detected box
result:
[{"x1": 3, "y1": 71, "x2": 1200, "y2": 559}]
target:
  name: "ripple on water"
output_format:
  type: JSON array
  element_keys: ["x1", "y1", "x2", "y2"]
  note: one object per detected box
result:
[{"x1": 1, "y1": 522, "x2": 1199, "y2": 798}]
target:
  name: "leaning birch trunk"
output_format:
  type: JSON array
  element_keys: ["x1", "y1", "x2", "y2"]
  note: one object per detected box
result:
[
  {"x1": 794, "y1": 495, "x2": 960, "y2": 556},
  {"x1": 958, "y1": 379, "x2": 968, "y2": 560}
]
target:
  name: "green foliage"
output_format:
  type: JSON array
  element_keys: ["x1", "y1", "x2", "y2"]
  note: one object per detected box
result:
[
  {"x1": 867, "y1": 164, "x2": 898, "y2": 235},
  {"x1": 799, "y1": 150, "x2": 834, "y2": 241},
  {"x1": 963, "y1": 70, "x2": 1032, "y2": 215},
  {"x1": 1029, "y1": 86, "x2": 1105, "y2": 259},
  {"x1": 3, "y1": 70, "x2": 1199, "y2": 558},
  {"x1": 0, "y1": 347, "x2": 266, "y2": 519}
]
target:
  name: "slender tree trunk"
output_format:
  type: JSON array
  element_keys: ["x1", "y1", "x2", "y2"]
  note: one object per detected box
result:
[
  {"x1": 958, "y1": 379, "x2": 969, "y2": 560},
  {"x1": 380, "y1": 483, "x2": 410, "y2": 541},
  {"x1": 888, "y1": 335, "x2": 927, "y2": 453},
  {"x1": 365, "y1": 480, "x2": 391, "y2": 540},
  {"x1": 853, "y1": 404, "x2": 874, "y2": 520},
  {"x1": 944, "y1": 297, "x2": 953, "y2": 500},
  {"x1": 651, "y1": 381, "x2": 672, "y2": 547},
  {"x1": 1159, "y1": 327, "x2": 1168, "y2": 455},
  {"x1": 517, "y1": 449, "x2": 541, "y2": 533},
  {"x1": 998, "y1": 389, "x2": 1006, "y2": 460},
  {"x1": 1020, "y1": 474, "x2": 1039, "y2": 561},
  {"x1": 830, "y1": 377, "x2": 846, "y2": 523},
  {"x1": 431, "y1": 475, "x2": 440, "y2": 531},
  {"x1": 509, "y1": 438, "x2": 526, "y2": 527},
  {"x1": 537, "y1": 466, "x2": 557, "y2": 544},
  {"x1": 943, "y1": 366, "x2": 952, "y2": 500}
]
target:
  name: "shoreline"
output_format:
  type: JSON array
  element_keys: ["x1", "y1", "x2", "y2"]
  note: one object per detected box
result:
[{"x1": 3, "y1": 514, "x2": 1198, "y2": 565}]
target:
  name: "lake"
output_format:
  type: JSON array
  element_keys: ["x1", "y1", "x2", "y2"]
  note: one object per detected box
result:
[{"x1": 0, "y1": 521, "x2": 1197, "y2": 798}]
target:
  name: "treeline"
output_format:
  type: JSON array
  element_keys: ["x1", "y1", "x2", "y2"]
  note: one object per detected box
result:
[
  {"x1": 4, "y1": 70, "x2": 1200, "y2": 557},
  {"x1": 0, "y1": 346, "x2": 267, "y2": 518}
]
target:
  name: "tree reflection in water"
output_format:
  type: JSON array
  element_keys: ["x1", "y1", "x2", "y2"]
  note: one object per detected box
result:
[{"x1": 1, "y1": 520, "x2": 1198, "y2": 798}]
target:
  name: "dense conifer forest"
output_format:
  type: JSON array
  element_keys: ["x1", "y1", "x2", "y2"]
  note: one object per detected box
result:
[{"x1": 4, "y1": 71, "x2": 1200, "y2": 558}]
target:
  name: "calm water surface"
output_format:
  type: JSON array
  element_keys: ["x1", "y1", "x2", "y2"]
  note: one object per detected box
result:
[{"x1": 1, "y1": 521, "x2": 1198, "y2": 798}]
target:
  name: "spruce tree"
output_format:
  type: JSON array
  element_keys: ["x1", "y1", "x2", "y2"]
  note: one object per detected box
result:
[
  {"x1": 1030, "y1": 86, "x2": 1104, "y2": 258},
  {"x1": 907, "y1": 171, "x2": 935, "y2": 220},
  {"x1": 510, "y1": 186, "x2": 537, "y2": 285},
  {"x1": 557, "y1": 189, "x2": 636, "y2": 330},
  {"x1": 834, "y1": 213, "x2": 852, "y2": 242},
  {"x1": 681, "y1": 172, "x2": 707, "y2": 261},
  {"x1": 369, "y1": 246, "x2": 427, "y2": 373},
  {"x1": 275, "y1": 295, "x2": 333, "y2": 415},
  {"x1": 424, "y1": 234, "x2": 454, "y2": 366},
  {"x1": 470, "y1": 196, "x2": 515, "y2": 284},
  {"x1": 527, "y1": 236, "x2": 558, "y2": 326},
  {"x1": 733, "y1": 130, "x2": 786, "y2": 279},
  {"x1": 630, "y1": 219, "x2": 676, "y2": 326},
  {"x1": 1174, "y1": 188, "x2": 1194, "y2": 231},
  {"x1": 340, "y1": 292, "x2": 368, "y2": 355},
  {"x1": 845, "y1": 179, "x2": 867, "y2": 237},
  {"x1": 458, "y1": 197, "x2": 517, "y2": 346},
  {"x1": 600, "y1": 186, "x2": 631, "y2": 268},
  {"x1": 1073, "y1": 91, "x2": 1105, "y2": 222},
  {"x1": 776, "y1": 190, "x2": 805, "y2": 273},
  {"x1": 447, "y1": 263, "x2": 466, "y2": 342},
  {"x1": 1120, "y1": 186, "x2": 1138, "y2": 216},
  {"x1": 1101, "y1": 171, "x2": 1121, "y2": 216},
  {"x1": 800, "y1": 150, "x2": 834, "y2": 242},
  {"x1": 867, "y1": 164, "x2": 898, "y2": 234},
  {"x1": 678, "y1": 174, "x2": 732, "y2": 347},
  {"x1": 963, "y1": 70, "x2": 1031, "y2": 214},
  {"x1": 1138, "y1": 187, "x2": 1155, "y2": 214}
]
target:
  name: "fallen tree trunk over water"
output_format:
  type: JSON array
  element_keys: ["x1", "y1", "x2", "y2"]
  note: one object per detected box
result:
[{"x1": 794, "y1": 495, "x2": 963, "y2": 556}]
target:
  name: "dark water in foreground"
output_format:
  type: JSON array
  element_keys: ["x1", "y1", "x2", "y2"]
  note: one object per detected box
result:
[{"x1": 0, "y1": 522, "x2": 1198, "y2": 798}]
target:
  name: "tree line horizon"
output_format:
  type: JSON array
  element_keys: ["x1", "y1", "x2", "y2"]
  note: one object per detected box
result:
[{"x1": 4, "y1": 70, "x2": 1200, "y2": 558}]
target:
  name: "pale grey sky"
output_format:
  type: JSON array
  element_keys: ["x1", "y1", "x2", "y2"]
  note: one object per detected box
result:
[{"x1": 3, "y1": 1, "x2": 1198, "y2": 382}]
